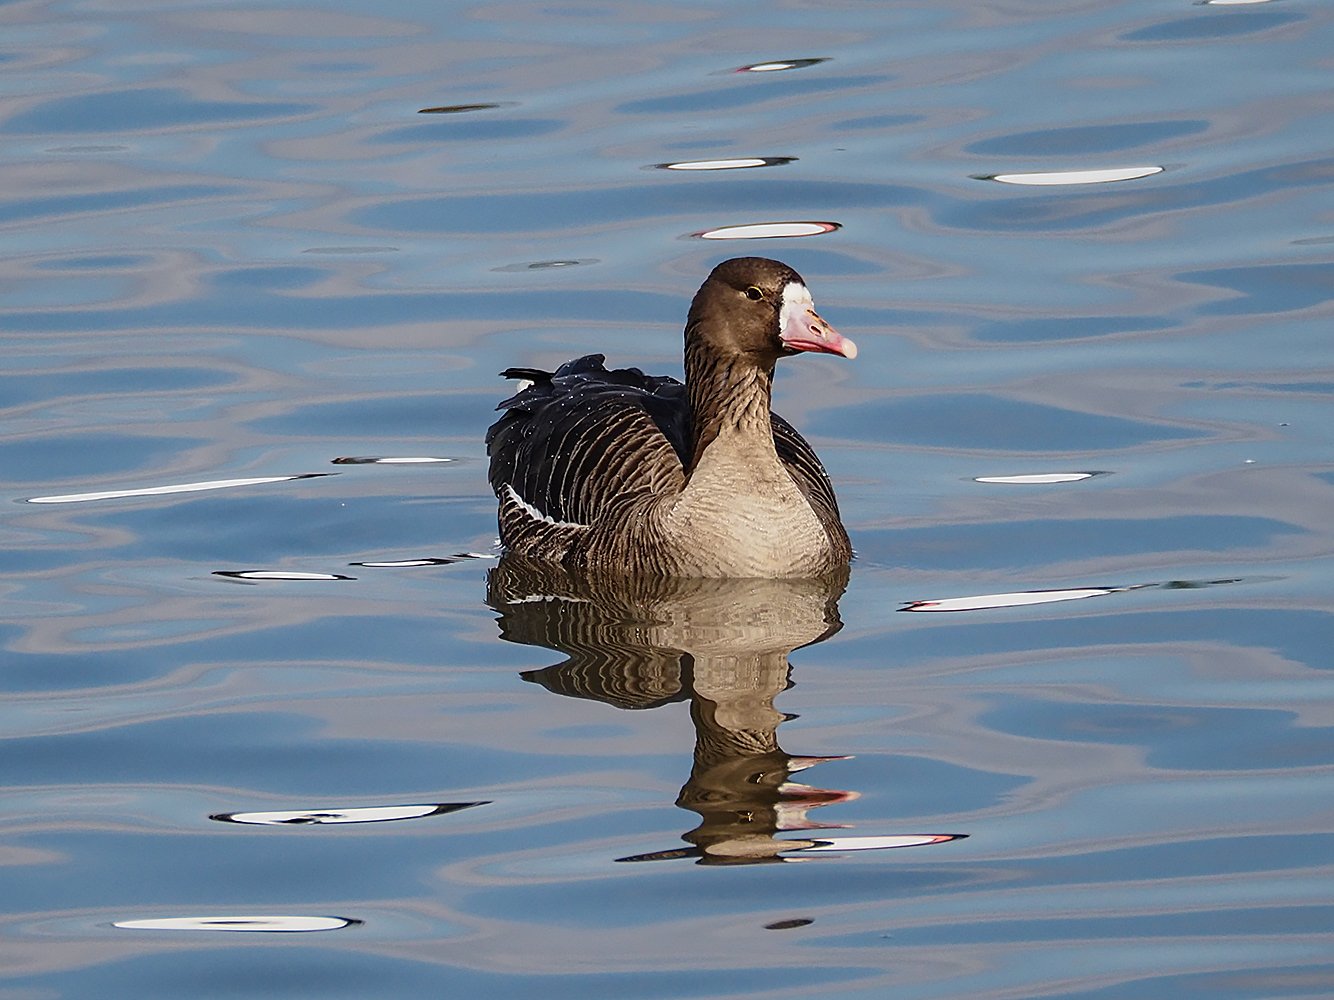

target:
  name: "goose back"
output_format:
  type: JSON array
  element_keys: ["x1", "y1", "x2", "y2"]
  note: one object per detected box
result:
[{"x1": 488, "y1": 355, "x2": 687, "y2": 513}]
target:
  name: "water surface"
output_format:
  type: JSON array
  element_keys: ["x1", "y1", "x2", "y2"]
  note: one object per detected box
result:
[{"x1": 3, "y1": 0, "x2": 1333, "y2": 997}]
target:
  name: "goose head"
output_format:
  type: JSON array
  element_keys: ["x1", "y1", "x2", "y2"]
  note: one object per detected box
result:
[{"x1": 686, "y1": 257, "x2": 857, "y2": 364}]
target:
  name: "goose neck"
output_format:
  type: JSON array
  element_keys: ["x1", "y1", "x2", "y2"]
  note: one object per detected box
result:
[{"x1": 684, "y1": 340, "x2": 776, "y2": 473}]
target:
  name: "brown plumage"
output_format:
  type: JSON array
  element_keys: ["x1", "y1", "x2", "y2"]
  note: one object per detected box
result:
[{"x1": 485, "y1": 257, "x2": 856, "y2": 577}]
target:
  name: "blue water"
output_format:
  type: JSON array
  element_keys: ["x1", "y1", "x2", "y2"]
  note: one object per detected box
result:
[{"x1": 3, "y1": 0, "x2": 1334, "y2": 996}]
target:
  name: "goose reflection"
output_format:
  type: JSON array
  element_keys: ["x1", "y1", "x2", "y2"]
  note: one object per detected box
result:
[{"x1": 488, "y1": 558, "x2": 963, "y2": 865}]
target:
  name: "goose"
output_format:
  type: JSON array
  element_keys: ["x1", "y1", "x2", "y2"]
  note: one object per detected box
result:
[{"x1": 485, "y1": 257, "x2": 856, "y2": 577}]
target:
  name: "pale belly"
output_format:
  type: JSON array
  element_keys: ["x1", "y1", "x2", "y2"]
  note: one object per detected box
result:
[{"x1": 652, "y1": 484, "x2": 837, "y2": 578}]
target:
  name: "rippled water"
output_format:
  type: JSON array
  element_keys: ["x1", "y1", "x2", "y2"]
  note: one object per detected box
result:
[{"x1": 4, "y1": 0, "x2": 1333, "y2": 996}]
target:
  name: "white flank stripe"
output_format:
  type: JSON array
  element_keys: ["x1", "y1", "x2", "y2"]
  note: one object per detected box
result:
[
  {"x1": 504, "y1": 484, "x2": 587, "y2": 529},
  {"x1": 28, "y1": 476, "x2": 308, "y2": 504}
]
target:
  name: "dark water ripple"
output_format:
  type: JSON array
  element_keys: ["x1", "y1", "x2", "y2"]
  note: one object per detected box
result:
[{"x1": 2, "y1": 0, "x2": 1333, "y2": 997}]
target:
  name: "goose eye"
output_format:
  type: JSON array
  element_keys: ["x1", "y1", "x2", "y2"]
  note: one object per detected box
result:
[{"x1": 745, "y1": 286, "x2": 765, "y2": 301}]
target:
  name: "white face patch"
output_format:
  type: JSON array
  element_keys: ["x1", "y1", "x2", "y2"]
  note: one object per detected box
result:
[{"x1": 778, "y1": 281, "x2": 813, "y2": 336}]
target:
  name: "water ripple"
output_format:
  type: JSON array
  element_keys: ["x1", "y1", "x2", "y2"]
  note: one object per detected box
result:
[{"x1": 2, "y1": 0, "x2": 1332, "y2": 995}]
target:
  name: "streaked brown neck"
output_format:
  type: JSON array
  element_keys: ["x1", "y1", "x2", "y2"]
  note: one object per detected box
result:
[{"x1": 683, "y1": 323, "x2": 777, "y2": 478}]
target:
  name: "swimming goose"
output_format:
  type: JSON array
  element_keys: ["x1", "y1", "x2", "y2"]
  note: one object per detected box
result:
[{"x1": 485, "y1": 257, "x2": 856, "y2": 577}]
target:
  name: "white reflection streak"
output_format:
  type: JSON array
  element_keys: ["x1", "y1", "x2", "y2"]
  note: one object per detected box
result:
[
  {"x1": 697, "y1": 221, "x2": 838, "y2": 240},
  {"x1": 219, "y1": 804, "x2": 443, "y2": 825},
  {"x1": 736, "y1": 59, "x2": 825, "y2": 73},
  {"x1": 975, "y1": 473, "x2": 1096, "y2": 484},
  {"x1": 113, "y1": 915, "x2": 354, "y2": 932},
  {"x1": 902, "y1": 588, "x2": 1131, "y2": 612},
  {"x1": 788, "y1": 834, "x2": 962, "y2": 853},
  {"x1": 356, "y1": 559, "x2": 446, "y2": 568},
  {"x1": 665, "y1": 158, "x2": 769, "y2": 170},
  {"x1": 223, "y1": 571, "x2": 346, "y2": 581},
  {"x1": 365, "y1": 456, "x2": 452, "y2": 464},
  {"x1": 27, "y1": 475, "x2": 311, "y2": 504},
  {"x1": 989, "y1": 166, "x2": 1163, "y2": 186},
  {"x1": 331, "y1": 455, "x2": 454, "y2": 465},
  {"x1": 355, "y1": 553, "x2": 499, "y2": 568}
]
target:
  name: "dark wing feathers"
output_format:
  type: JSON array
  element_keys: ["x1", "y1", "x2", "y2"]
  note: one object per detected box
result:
[
  {"x1": 498, "y1": 365, "x2": 556, "y2": 383},
  {"x1": 486, "y1": 353, "x2": 842, "y2": 536},
  {"x1": 486, "y1": 355, "x2": 689, "y2": 527},
  {"x1": 771, "y1": 412, "x2": 844, "y2": 530}
]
